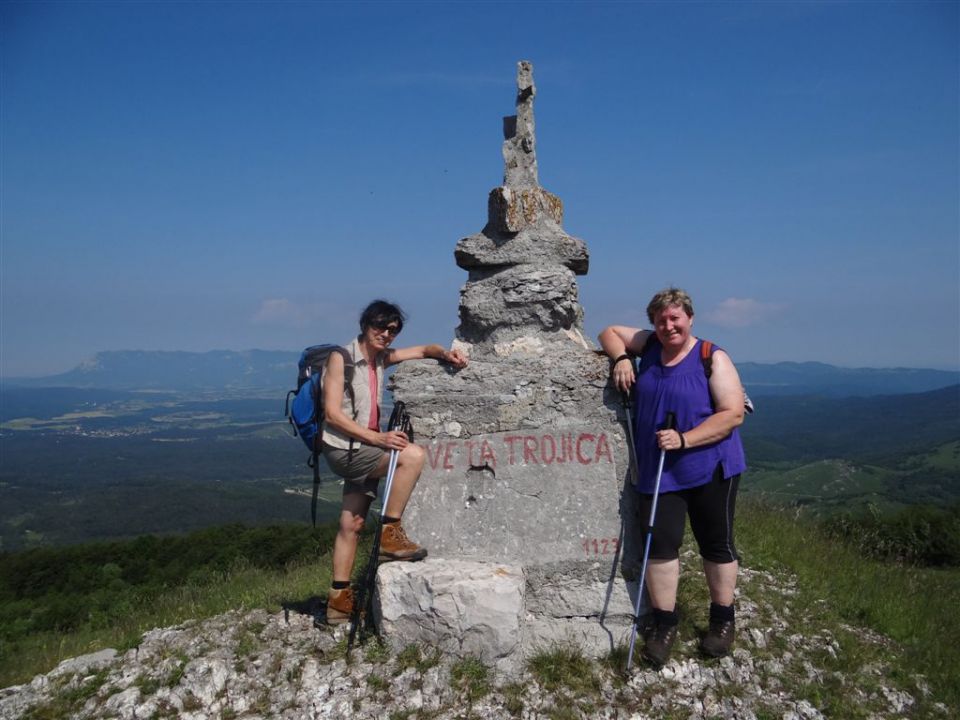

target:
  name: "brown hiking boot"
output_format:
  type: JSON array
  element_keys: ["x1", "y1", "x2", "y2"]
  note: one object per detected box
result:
[
  {"x1": 642, "y1": 620, "x2": 678, "y2": 668},
  {"x1": 379, "y1": 521, "x2": 428, "y2": 562},
  {"x1": 700, "y1": 618, "x2": 735, "y2": 657},
  {"x1": 326, "y1": 587, "x2": 354, "y2": 625}
]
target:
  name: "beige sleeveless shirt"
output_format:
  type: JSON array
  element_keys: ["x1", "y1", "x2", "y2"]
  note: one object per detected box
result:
[{"x1": 320, "y1": 337, "x2": 386, "y2": 449}]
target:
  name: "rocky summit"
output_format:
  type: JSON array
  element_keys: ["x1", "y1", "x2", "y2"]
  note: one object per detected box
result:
[{"x1": 1, "y1": 557, "x2": 944, "y2": 719}]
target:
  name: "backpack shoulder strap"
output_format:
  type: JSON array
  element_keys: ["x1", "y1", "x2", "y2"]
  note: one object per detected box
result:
[
  {"x1": 329, "y1": 346, "x2": 357, "y2": 424},
  {"x1": 333, "y1": 346, "x2": 355, "y2": 384},
  {"x1": 699, "y1": 340, "x2": 715, "y2": 379},
  {"x1": 640, "y1": 332, "x2": 658, "y2": 357}
]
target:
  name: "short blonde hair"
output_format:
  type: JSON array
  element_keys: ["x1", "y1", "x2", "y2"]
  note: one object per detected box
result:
[{"x1": 646, "y1": 287, "x2": 694, "y2": 325}]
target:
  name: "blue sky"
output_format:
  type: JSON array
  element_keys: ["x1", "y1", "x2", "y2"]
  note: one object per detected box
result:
[{"x1": 2, "y1": 1, "x2": 957, "y2": 376}]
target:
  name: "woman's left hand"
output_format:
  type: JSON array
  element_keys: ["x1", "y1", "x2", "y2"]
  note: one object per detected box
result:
[
  {"x1": 612, "y1": 358, "x2": 635, "y2": 393},
  {"x1": 442, "y1": 349, "x2": 468, "y2": 368},
  {"x1": 656, "y1": 429, "x2": 685, "y2": 451}
]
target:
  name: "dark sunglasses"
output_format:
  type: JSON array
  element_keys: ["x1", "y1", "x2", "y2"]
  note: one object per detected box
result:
[{"x1": 371, "y1": 323, "x2": 401, "y2": 337}]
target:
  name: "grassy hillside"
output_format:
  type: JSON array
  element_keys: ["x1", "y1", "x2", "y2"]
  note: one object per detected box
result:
[
  {"x1": 2, "y1": 504, "x2": 958, "y2": 711},
  {"x1": 744, "y1": 439, "x2": 960, "y2": 516},
  {"x1": 0, "y1": 523, "x2": 345, "y2": 689},
  {"x1": 737, "y1": 499, "x2": 960, "y2": 711},
  {"x1": 740, "y1": 385, "x2": 960, "y2": 516}
]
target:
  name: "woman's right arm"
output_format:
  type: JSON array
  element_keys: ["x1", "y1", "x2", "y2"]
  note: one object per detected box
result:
[
  {"x1": 598, "y1": 325, "x2": 652, "y2": 393},
  {"x1": 322, "y1": 353, "x2": 409, "y2": 451}
]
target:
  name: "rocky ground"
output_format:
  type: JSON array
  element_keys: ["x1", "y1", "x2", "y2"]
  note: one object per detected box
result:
[{"x1": 2, "y1": 564, "x2": 950, "y2": 720}]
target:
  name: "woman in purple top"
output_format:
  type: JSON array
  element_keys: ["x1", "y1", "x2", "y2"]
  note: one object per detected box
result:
[{"x1": 599, "y1": 287, "x2": 747, "y2": 667}]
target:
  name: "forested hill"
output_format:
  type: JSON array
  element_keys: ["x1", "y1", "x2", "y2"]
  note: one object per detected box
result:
[
  {"x1": 741, "y1": 383, "x2": 960, "y2": 463},
  {"x1": 5, "y1": 349, "x2": 959, "y2": 395}
]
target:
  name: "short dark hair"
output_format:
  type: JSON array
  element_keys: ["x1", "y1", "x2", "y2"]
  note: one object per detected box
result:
[{"x1": 360, "y1": 299, "x2": 406, "y2": 334}]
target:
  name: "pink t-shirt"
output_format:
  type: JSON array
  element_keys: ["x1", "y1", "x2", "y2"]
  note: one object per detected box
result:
[{"x1": 367, "y1": 364, "x2": 380, "y2": 430}]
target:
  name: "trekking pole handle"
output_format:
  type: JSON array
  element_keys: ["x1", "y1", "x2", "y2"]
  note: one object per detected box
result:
[
  {"x1": 387, "y1": 400, "x2": 414, "y2": 442},
  {"x1": 662, "y1": 412, "x2": 677, "y2": 432},
  {"x1": 387, "y1": 401, "x2": 406, "y2": 432}
]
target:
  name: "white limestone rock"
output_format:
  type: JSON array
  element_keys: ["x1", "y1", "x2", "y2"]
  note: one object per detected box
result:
[{"x1": 375, "y1": 559, "x2": 524, "y2": 667}]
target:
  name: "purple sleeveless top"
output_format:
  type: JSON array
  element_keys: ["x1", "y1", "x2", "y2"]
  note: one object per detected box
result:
[{"x1": 633, "y1": 338, "x2": 746, "y2": 493}]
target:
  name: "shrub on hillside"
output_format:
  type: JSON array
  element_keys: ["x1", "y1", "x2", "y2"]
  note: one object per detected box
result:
[
  {"x1": 0, "y1": 522, "x2": 338, "y2": 637},
  {"x1": 824, "y1": 503, "x2": 960, "y2": 566}
]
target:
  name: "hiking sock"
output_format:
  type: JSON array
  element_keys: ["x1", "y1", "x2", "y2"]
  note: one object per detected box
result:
[
  {"x1": 709, "y1": 602, "x2": 735, "y2": 622},
  {"x1": 382, "y1": 516, "x2": 401, "y2": 524},
  {"x1": 652, "y1": 607, "x2": 679, "y2": 627},
  {"x1": 332, "y1": 580, "x2": 350, "y2": 590}
]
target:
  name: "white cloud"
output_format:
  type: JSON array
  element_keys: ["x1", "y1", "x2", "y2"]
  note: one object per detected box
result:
[
  {"x1": 703, "y1": 298, "x2": 783, "y2": 329},
  {"x1": 251, "y1": 298, "x2": 309, "y2": 328}
]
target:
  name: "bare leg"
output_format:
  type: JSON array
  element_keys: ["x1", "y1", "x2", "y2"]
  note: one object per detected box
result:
[
  {"x1": 378, "y1": 444, "x2": 426, "y2": 519},
  {"x1": 331, "y1": 443, "x2": 427, "y2": 582},
  {"x1": 645, "y1": 558, "x2": 680, "y2": 611},
  {"x1": 703, "y1": 559, "x2": 738, "y2": 606},
  {"x1": 331, "y1": 492, "x2": 374, "y2": 583}
]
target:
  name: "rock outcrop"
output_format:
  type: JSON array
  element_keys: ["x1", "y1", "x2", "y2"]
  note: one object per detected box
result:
[
  {"x1": 376, "y1": 560, "x2": 525, "y2": 662},
  {"x1": 388, "y1": 61, "x2": 639, "y2": 665},
  {"x1": 2, "y1": 559, "x2": 941, "y2": 719}
]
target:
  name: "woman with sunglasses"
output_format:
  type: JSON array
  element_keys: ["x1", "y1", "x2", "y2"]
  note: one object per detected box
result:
[{"x1": 321, "y1": 299, "x2": 468, "y2": 624}]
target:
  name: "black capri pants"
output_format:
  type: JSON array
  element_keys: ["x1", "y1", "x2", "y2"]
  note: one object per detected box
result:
[{"x1": 637, "y1": 464, "x2": 740, "y2": 563}]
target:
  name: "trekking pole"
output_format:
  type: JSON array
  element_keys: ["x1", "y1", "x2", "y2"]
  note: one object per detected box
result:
[
  {"x1": 348, "y1": 402, "x2": 410, "y2": 650},
  {"x1": 626, "y1": 411, "x2": 677, "y2": 671},
  {"x1": 621, "y1": 388, "x2": 638, "y2": 487}
]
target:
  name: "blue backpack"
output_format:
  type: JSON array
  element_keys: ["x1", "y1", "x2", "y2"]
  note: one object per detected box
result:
[{"x1": 285, "y1": 345, "x2": 355, "y2": 525}]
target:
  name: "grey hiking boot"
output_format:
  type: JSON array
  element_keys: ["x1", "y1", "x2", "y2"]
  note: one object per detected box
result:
[
  {"x1": 700, "y1": 618, "x2": 736, "y2": 657},
  {"x1": 642, "y1": 620, "x2": 678, "y2": 667}
]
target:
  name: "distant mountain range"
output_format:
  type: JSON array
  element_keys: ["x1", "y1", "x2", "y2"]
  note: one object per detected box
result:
[
  {"x1": 736, "y1": 361, "x2": 959, "y2": 396},
  {"x1": 5, "y1": 350, "x2": 297, "y2": 393},
  {"x1": 4, "y1": 349, "x2": 958, "y2": 397}
]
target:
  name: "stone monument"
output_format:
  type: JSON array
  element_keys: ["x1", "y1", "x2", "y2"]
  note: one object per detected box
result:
[{"x1": 379, "y1": 61, "x2": 639, "y2": 671}]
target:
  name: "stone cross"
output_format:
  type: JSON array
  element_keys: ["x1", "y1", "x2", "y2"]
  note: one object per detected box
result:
[
  {"x1": 502, "y1": 60, "x2": 539, "y2": 188},
  {"x1": 454, "y1": 62, "x2": 589, "y2": 353}
]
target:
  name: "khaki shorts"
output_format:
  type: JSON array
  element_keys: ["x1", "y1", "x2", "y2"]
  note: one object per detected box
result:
[{"x1": 322, "y1": 443, "x2": 384, "y2": 498}]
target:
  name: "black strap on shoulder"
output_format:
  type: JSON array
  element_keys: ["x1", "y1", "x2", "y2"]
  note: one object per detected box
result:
[
  {"x1": 309, "y1": 447, "x2": 321, "y2": 527},
  {"x1": 284, "y1": 390, "x2": 297, "y2": 436},
  {"x1": 311, "y1": 374, "x2": 323, "y2": 527},
  {"x1": 640, "y1": 332, "x2": 657, "y2": 358}
]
